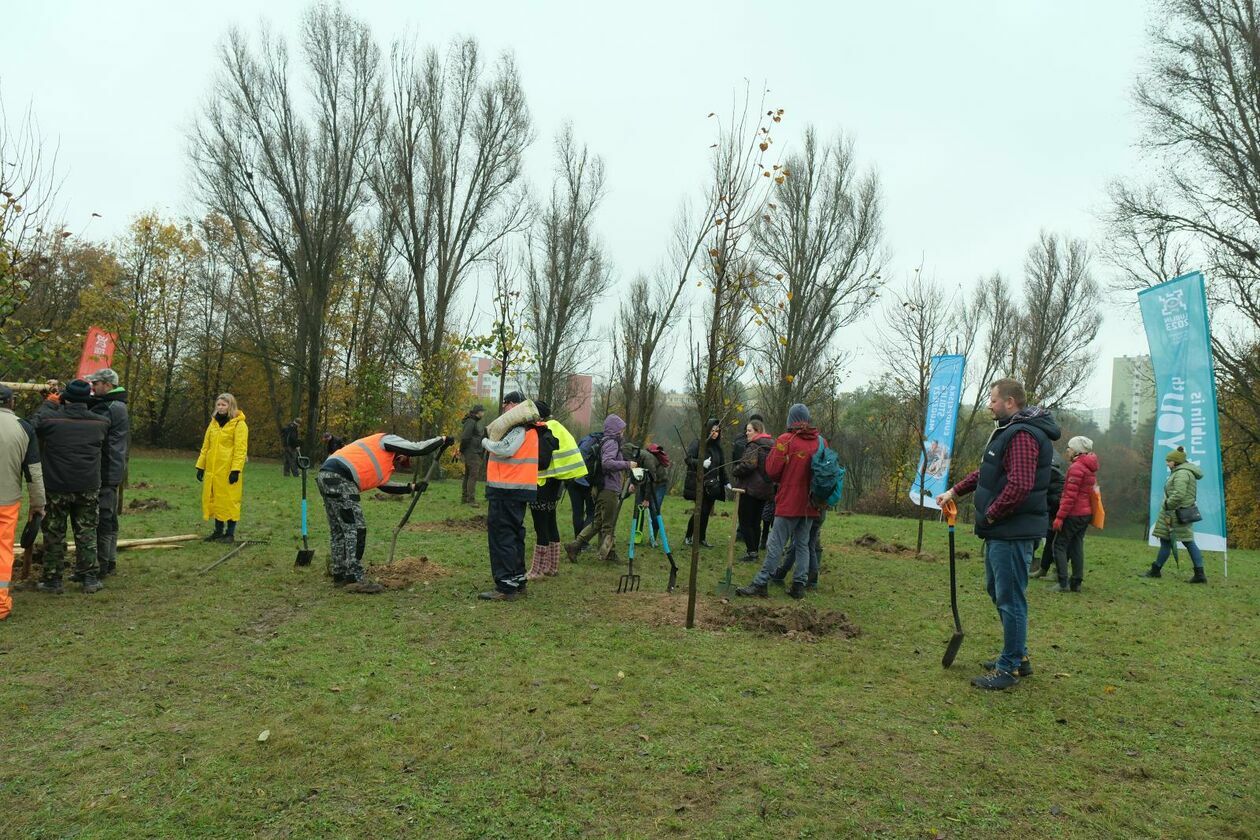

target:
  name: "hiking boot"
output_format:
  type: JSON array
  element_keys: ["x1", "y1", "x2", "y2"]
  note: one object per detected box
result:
[
  {"x1": 36, "y1": 578, "x2": 64, "y2": 595},
  {"x1": 1069, "y1": 578, "x2": 1082, "y2": 592},
  {"x1": 972, "y1": 670, "x2": 1020, "y2": 691},
  {"x1": 738, "y1": 551, "x2": 758, "y2": 564},
  {"x1": 684, "y1": 536, "x2": 693, "y2": 546},
  {"x1": 331, "y1": 573, "x2": 350, "y2": 587},
  {"x1": 1030, "y1": 566, "x2": 1049, "y2": 579},
  {"x1": 806, "y1": 571, "x2": 819, "y2": 590},
  {"x1": 981, "y1": 656, "x2": 1033, "y2": 677},
  {"x1": 1187, "y1": 568, "x2": 1208, "y2": 584},
  {"x1": 81, "y1": 575, "x2": 104, "y2": 594},
  {"x1": 769, "y1": 573, "x2": 786, "y2": 586},
  {"x1": 787, "y1": 582, "x2": 806, "y2": 600},
  {"x1": 1141, "y1": 563, "x2": 1162, "y2": 578},
  {"x1": 700, "y1": 540, "x2": 713, "y2": 548},
  {"x1": 564, "y1": 542, "x2": 580, "y2": 563},
  {"x1": 203, "y1": 531, "x2": 225, "y2": 542},
  {"x1": 735, "y1": 582, "x2": 768, "y2": 597},
  {"x1": 343, "y1": 577, "x2": 384, "y2": 594},
  {"x1": 477, "y1": 589, "x2": 526, "y2": 601}
]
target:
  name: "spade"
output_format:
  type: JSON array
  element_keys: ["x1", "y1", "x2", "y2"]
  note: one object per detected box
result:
[{"x1": 941, "y1": 498, "x2": 965, "y2": 668}]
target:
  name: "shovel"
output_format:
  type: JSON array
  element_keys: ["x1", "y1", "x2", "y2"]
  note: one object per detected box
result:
[
  {"x1": 295, "y1": 449, "x2": 315, "y2": 566},
  {"x1": 715, "y1": 488, "x2": 744, "y2": 597},
  {"x1": 386, "y1": 439, "x2": 452, "y2": 566},
  {"x1": 940, "y1": 499, "x2": 965, "y2": 668}
]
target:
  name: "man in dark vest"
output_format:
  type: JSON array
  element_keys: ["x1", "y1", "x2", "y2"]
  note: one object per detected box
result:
[{"x1": 937, "y1": 378, "x2": 1061, "y2": 691}]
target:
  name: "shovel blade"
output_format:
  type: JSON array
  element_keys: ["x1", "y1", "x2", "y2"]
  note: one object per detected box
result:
[
  {"x1": 941, "y1": 631, "x2": 965, "y2": 668},
  {"x1": 295, "y1": 549, "x2": 315, "y2": 567}
]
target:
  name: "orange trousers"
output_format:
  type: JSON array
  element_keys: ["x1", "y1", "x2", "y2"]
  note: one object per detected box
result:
[{"x1": 0, "y1": 502, "x2": 19, "y2": 620}]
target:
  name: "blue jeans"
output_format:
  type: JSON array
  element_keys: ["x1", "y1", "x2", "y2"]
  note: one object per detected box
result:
[
  {"x1": 984, "y1": 539, "x2": 1034, "y2": 674},
  {"x1": 752, "y1": 516, "x2": 813, "y2": 586},
  {"x1": 808, "y1": 510, "x2": 825, "y2": 578},
  {"x1": 1155, "y1": 539, "x2": 1205, "y2": 569}
]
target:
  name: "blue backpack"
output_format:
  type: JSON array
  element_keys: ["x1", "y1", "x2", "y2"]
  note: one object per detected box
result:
[{"x1": 809, "y1": 436, "x2": 845, "y2": 508}]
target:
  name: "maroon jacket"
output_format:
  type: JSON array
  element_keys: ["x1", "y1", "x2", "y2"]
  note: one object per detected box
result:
[
  {"x1": 732, "y1": 433, "x2": 775, "y2": 501},
  {"x1": 765, "y1": 424, "x2": 821, "y2": 518},
  {"x1": 1056, "y1": 451, "x2": 1099, "y2": 520}
]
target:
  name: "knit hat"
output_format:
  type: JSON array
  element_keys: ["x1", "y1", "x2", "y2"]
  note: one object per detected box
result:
[
  {"x1": 62, "y1": 379, "x2": 93, "y2": 403},
  {"x1": 86, "y1": 368, "x2": 119, "y2": 385},
  {"x1": 502, "y1": 391, "x2": 526, "y2": 407},
  {"x1": 787, "y1": 403, "x2": 811, "y2": 426},
  {"x1": 470, "y1": 403, "x2": 485, "y2": 414},
  {"x1": 534, "y1": 400, "x2": 551, "y2": 420},
  {"x1": 1165, "y1": 447, "x2": 1187, "y2": 464},
  {"x1": 1067, "y1": 435, "x2": 1094, "y2": 454}
]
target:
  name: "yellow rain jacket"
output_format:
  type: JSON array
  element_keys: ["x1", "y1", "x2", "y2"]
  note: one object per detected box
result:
[{"x1": 196, "y1": 411, "x2": 249, "y2": 521}]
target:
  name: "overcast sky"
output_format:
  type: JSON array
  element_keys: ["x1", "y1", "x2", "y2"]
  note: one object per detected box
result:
[{"x1": 4, "y1": 0, "x2": 1158, "y2": 411}]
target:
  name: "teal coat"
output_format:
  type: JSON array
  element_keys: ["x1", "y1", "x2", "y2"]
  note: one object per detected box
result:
[{"x1": 1152, "y1": 461, "x2": 1203, "y2": 542}]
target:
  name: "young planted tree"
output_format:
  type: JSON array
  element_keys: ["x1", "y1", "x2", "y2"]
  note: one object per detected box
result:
[
  {"x1": 466, "y1": 249, "x2": 532, "y2": 411},
  {"x1": 877, "y1": 269, "x2": 953, "y2": 552},
  {"x1": 191, "y1": 2, "x2": 382, "y2": 454},
  {"x1": 753, "y1": 126, "x2": 886, "y2": 430},
  {"x1": 525, "y1": 125, "x2": 612, "y2": 414},
  {"x1": 681, "y1": 95, "x2": 785, "y2": 628},
  {"x1": 373, "y1": 36, "x2": 532, "y2": 434}
]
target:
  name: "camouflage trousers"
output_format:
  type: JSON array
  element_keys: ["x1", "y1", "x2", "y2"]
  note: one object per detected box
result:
[
  {"x1": 315, "y1": 471, "x2": 366, "y2": 578},
  {"x1": 42, "y1": 490, "x2": 100, "y2": 580}
]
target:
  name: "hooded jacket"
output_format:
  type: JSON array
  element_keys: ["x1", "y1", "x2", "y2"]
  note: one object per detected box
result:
[
  {"x1": 684, "y1": 424, "x2": 728, "y2": 502},
  {"x1": 196, "y1": 411, "x2": 249, "y2": 521},
  {"x1": 731, "y1": 433, "x2": 775, "y2": 501},
  {"x1": 1056, "y1": 451, "x2": 1099, "y2": 520},
  {"x1": 599, "y1": 414, "x2": 633, "y2": 493},
  {"x1": 89, "y1": 386, "x2": 130, "y2": 486},
  {"x1": 972, "y1": 406, "x2": 1062, "y2": 540},
  {"x1": 1153, "y1": 460, "x2": 1204, "y2": 542},
  {"x1": 765, "y1": 423, "x2": 821, "y2": 518}
]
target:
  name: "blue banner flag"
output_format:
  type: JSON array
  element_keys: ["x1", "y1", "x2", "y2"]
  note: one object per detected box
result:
[
  {"x1": 1138, "y1": 272, "x2": 1227, "y2": 551},
  {"x1": 910, "y1": 354, "x2": 966, "y2": 509}
]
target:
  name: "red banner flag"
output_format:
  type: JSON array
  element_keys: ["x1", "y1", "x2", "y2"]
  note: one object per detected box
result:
[{"x1": 75, "y1": 327, "x2": 117, "y2": 379}]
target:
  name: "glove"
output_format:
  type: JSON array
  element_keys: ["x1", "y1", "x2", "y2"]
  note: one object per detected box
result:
[
  {"x1": 196, "y1": 468, "x2": 204, "y2": 482},
  {"x1": 703, "y1": 458, "x2": 711, "y2": 469},
  {"x1": 229, "y1": 470, "x2": 240, "y2": 484},
  {"x1": 445, "y1": 435, "x2": 456, "y2": 447},
  {"x1": 1052, "y1": 518, "x2": 1063, "y2": 531}
]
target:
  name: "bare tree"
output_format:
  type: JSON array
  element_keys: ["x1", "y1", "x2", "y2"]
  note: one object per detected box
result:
[
  {"x1": 950, "y1": 272, "x2": 1018, "y2": 469},
  {"x1": 1015, "y1": 232, "x2": 1102, "y2": 408},
  {"x1": 753, "y1": 127, "x2": 886, "y2": 429},
  {"x1": 525, "y1": 125, "x2": 612, "y2": 413},
  {"x1": 373, "y1": 36, "x2": 532, "y2": 433},
  {"x1": 877, "y1": 269, "x2": 954, "y2": 551},
  {"x1": 610, "y1": 275, "x2": 663, "y2": 440},
  {"x1": 191, "y1": 3, "x2": 383, "y2": 452},
  {"x1": 1106, "y1": 0, "x2": 1260, "y2": 450}
]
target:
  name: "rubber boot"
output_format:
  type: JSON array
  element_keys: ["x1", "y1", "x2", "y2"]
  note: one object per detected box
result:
[
  {"x1": 204, "y1": 521, "x2": 225, "y2": 542},
  {"x1": 223, "y1": 520, "x2": 237, "y2": 543},
  {"x1": 1141, "y1": 562, "x2": 1162, "y2": 578},
  {"x1": 546, "y1": 543, "x2": 560, "y2": 576},
  {"x1": 1187, "y1": 567, "x2": 1207, "y2": 584},
  {"x1": 526, "y1": 546, "x2": 545, "y2": 581}
]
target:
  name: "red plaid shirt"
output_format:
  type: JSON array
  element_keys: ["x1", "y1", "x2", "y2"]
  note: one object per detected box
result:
[{"x1": 951, "y1": 429, "x2": 1041, "y2": 523}]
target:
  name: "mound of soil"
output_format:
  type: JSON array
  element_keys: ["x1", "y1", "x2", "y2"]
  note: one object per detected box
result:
[
  {"x1": 126, "y1": 497, "x2": 171, "y2": 512},
  {"x1": 366, "y1": 555, "x2": 451, "y2": 589},
  {"x1": 407, "y1": 514, "x2": 486, "y2": 533},
  {"x1": 609, "y1": 593, "x2": 859, "y2": 641},
  {"x1": 852, "y1": 533, "x2": 932, "y2": 559}
]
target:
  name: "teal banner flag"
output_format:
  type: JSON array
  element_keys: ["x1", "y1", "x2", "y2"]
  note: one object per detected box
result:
[{"x1": 910, "y1": 354, "x2": 966, "y2": 510}]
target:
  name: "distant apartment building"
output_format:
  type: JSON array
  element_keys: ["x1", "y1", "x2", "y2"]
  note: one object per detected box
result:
[
  {"x1": 1110, "y1": 355, "x2": 1155, "y2": 434},
  {"x1": 467, "y1": 355, "x2": 594, "y2": 429}
]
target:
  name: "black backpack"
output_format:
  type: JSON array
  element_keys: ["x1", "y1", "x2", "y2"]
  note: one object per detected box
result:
[{"x1": 579, "y1": 431, "x2": 605, "y2": 485}]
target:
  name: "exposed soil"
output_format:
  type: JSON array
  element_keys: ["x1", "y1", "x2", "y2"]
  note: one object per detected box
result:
[
  {"x1": 126, "y1": 497, "x2": 171, "y2": 512},
  {"x1": 406, "y1": 514, "x2": 486, "y2": 534},
  {"x1": 852, "y1": 533, "x2": 935, "y2": 560},
  {"x1": 366, "y1": 555, "x2": 451, "y2": 589},
  {"x1": 608, "y1": 592, "x2": 860, "y2": 642},
  {"x1": 370, "y1": 492, "x2": 407, "y2": 502}
]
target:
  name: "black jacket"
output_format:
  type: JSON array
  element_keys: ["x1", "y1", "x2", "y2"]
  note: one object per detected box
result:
[
  {"x1": 459, "y1": 414, "x2": 485, "y2": 455},
  {"x1": 281, "y1": 421, "x2": 300, "y2": 449},
  {"x1": 684, "y1": 437, "x2": 727, "y2": 502},
  {"x1": 32, "y1": 400, "x2": 109, "y2": 494},
  {"x1": 89, "y1": 387, "x2": 130, "y2": 486}
]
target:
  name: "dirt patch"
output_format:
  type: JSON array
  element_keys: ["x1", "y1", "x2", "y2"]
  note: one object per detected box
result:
[
  {"x1": 126, "y1": 497, "x2": 171, "y2": 512},
  {"x1": 407, "y1": 514, "x2": 486, "y2": 534},
  {"x1": 852, "y1": 533, "x2": 935, "y2": 560},
  {"x1": 370, "y1": 492, "x2": 407, "y2": 502},
  {"x1": 130, "y1": 481, "x2": 153, "y2": 489},
  {"x1": 608, "y1": 592, "x2": 859, "y2": 642},
  {"x1": 236, "y1": 603, "x2": 299, "y2": 641},
  {"x1": 366, "y1": 555, "x2": 451, "y2": 589}
]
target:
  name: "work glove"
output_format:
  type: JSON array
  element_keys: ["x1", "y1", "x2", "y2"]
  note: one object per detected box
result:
[
  {"x1": 229, "y1": 470, "x2": 240, "y2": 484},
  {"x1": 703, "y1": 458, "x2": 711, "y2": 469},
  {"x1": 445, "y1": 435, "x2": 456, "y2": 447},
  {"x1": 196, "y1": 468, "x2": 205, "y2": 482},
  {"x1": 1052, "y1": 518, "x2": 1063, "y2": 531}
]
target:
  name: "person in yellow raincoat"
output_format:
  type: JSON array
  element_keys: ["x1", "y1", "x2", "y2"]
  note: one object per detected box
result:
[{"x1": 195, "y1": 393, "x2": 248, "y2": 542}]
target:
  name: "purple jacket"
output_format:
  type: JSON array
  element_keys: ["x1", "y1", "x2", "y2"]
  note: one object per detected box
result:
[{"x1": 600, "y1": 414, "x2": 632, "y2": 492}]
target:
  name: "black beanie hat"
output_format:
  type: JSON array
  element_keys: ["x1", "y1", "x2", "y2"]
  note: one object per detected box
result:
[{"x1": 62, "y1": 379, "x2": 93, "y2": 403}]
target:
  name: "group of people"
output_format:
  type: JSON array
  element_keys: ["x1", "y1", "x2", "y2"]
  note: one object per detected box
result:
[{"x1": 0, "y1": 369, "x2": 129, "y2": 617}]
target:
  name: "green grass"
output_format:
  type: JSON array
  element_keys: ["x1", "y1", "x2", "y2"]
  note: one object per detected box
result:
[{"x1": 2, "y1": 452, "x2": 1256, "y2": 839}]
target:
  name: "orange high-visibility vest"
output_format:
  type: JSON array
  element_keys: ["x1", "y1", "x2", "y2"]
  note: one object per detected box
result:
[
  {"x1": 330, "y1": 433, "x2": 396, "y2": 491},
  {"x1": 486, "y1": 427, "x2": 539, "y2": 492}
]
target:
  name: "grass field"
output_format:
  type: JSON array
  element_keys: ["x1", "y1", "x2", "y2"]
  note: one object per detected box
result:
[{"x1": 1, "y1": 452, "x2": 1256, "y2": 839}]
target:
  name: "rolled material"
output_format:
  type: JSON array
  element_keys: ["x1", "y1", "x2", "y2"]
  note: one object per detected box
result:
[{"x1": 485, "y1": 400, "x2": 540, "y2": 442}]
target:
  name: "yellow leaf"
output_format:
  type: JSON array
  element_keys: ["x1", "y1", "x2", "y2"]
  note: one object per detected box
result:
[
  {"x1": 778, "y1": 336, "x2": 788, "y2": 346},
  {"x1": 785, "y1": 374, "x2": 795, "y2": 383}
]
